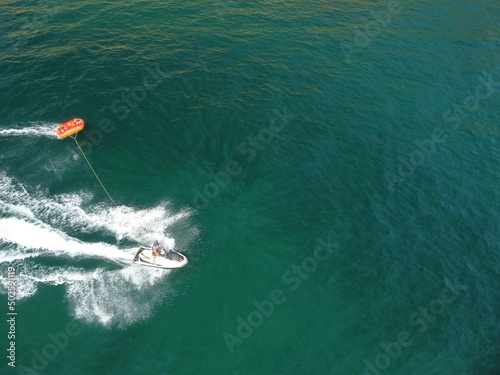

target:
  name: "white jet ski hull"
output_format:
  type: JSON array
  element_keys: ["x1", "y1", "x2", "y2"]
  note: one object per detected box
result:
[{"x1": 133, "y1": 247, "x2": 188, "y2": 269}]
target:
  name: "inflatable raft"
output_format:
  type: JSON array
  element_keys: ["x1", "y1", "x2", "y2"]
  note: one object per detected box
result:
[{"x1": 56, "y1": 118, "x2": 84, "y2": 138}]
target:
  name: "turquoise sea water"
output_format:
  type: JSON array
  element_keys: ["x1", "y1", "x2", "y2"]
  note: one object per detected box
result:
[{"x1": 0, "y1": 1, "x2": 499, "y2": 374}]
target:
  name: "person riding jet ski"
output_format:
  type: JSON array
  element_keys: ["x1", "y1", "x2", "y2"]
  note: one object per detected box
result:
[
  {"x1": 151, "y1": 240, "x2": 166, "y2": 264},
  {"x1": 133, "y1": 243, "x2": 188, "y2": 269}
]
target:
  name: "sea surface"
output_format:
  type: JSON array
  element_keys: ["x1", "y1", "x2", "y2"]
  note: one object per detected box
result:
[{"x1": 0, "y1": 1, "x2": 499, "y2": 374}]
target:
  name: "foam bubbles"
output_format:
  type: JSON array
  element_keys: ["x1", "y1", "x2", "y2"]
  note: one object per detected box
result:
[
  {"x1": 66, "y1": 266, "x2": 169, "y2": 327},
  {"x1": 0, "y1": 217, "x2": 133, "y2": 262},
  {"x1": 0, "y1": 173, "x2": 193, "y2": 328},
  {"x1": 0, "y1": 173, "x2": 190, "y2": 246},
  {"x1": 0, "y1": 122, "x2": 60, "y2": 138}
]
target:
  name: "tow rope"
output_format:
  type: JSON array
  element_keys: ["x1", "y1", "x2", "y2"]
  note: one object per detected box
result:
[{"x1": 71, "y1": 133, "x2": 118, "y2": 207}]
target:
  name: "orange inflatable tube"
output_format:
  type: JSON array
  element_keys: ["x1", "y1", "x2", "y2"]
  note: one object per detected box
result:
[{"x1": 56, "y1": 118, "x2": 85, "y2": 138}]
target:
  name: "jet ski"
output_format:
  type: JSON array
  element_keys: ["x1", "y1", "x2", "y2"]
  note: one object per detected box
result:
[{"x1": 133, "y1": 247, "x2": 188, "y2": 269}]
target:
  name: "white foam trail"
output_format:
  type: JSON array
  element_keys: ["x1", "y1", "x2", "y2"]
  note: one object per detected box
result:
[
  {"x1": 0, "y1": 122, "x2": 59, "y2": 138},
  {"x1": 0, "y1": 265, "x2": 98, "y2": 300},
  {"x1": 0, "y1": 200, "x2": 36, "y2": 220},
  {"x1": 96, "y1": 205, "x2": 185, "y2": 247},
  {"x1": 0, "y1": 218, "x2": 132, "y2": 263},
  {"x1": 0, "y1": 261, "x2": 169, "y2": 327},
  {"x1": 0, "y1": 272, "x2": 38, "y2": 300},
  {"x1": 0, "y1": 173, "x2": 193, "y2": 327},
  {"x1": 66, "y1": 266, "x2": 169, "y2": 327},
  {"x1": 0, "y1": 173, "x2": 190, "y2": 246}
]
